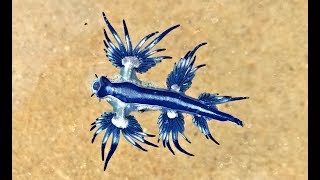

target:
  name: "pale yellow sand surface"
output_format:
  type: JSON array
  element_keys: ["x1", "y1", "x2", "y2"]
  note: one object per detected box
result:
[{"x1": 13, "y1": 0, "x2": 307, "y2": 179}]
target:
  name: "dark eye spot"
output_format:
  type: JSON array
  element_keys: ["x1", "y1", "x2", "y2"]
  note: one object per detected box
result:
[{"x1": 93, "y1": 81, "x2": 100, "y2": 91}]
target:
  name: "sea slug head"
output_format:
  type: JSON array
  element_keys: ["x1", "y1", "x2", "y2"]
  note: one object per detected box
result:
[{"x1": 91, "y1": 76, "x2": 113, "y2": 99}]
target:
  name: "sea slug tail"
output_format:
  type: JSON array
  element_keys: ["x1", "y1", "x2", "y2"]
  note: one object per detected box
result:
[
  {"x1": 198, "y1": 92, "x2": 248, "y2": 126},
  {"x1": 191, "y1": 92, "x2": 249, "y2": 143}
]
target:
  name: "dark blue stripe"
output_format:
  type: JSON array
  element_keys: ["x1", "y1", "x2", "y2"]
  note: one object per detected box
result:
[{"x1": 109, "y1": 82, "x2": 235, "y2": 121}]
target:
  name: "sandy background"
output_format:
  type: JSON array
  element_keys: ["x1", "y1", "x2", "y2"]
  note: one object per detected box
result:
[{"x1": 13, "y1": 0, "x2": 307, "y2": 179}]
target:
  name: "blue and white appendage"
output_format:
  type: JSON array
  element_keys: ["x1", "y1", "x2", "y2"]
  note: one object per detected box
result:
[
  {"x1": 91, "y1": 112, "x2": 157, "y2": 170},
  {"x1": 102, "y1": 12, "x2": 179, "y2": 83}
]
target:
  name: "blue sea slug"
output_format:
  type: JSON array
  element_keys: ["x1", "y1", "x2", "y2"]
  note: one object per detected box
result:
[{"x1": 90, "y1": 12, "x2": 249, "y2": 171}]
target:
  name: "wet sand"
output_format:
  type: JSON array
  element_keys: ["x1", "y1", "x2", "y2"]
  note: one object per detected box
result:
[{"x1": 13, "y1": 0, "x2": 307, "y2": 179}]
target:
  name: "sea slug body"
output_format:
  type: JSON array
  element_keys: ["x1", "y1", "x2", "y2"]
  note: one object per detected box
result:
[{"x1": 90, "y1": 12, "x2": 249, "y2": 171}]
